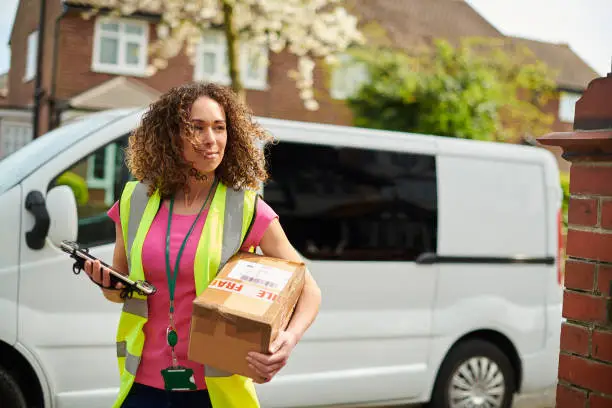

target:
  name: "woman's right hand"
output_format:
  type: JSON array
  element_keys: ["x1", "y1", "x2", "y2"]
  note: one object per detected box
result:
[{"x1": 84, "y1": 260, "x2": 124, "y2": 290}]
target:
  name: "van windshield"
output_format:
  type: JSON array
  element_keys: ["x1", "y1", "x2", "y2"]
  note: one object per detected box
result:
[{"x1": 0, "y1": 109, "x2": 136, "y2": 195}]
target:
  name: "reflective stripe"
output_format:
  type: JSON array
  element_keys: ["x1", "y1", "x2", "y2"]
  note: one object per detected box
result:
[
  {"x1": 195, "y1": 184, "x2": 226, "y2": 295},
  {"x1": 242, "y1": 190, "x2": 257, "y2": 243},
  {"x1": 122, "y1": 297, "x2": 148, "y2": 318},
  {"x1": 126, "y1": 183, "x2": 150, "y2": 272},
  {"x1": 125, "y1": 351, "x2": 141, "y2": 376},
  {"x1": 220, "y1": 188, "x2": 245, "y2": 269},
  {"x1": 117, "y1": 341, "x2": 141, "y2": 376},
  {"x1": 130, "y1": 190, "x2": 161, "y2": 282},
  {"x1": 119, "y1": 181, "x2": 137, "y2": 251},
  {"x1": 117, "y1": 341, "x2": 127, "y2": 357},
  {"x1": 205, "y1": 365, "x2": 232, "y2": 378}
]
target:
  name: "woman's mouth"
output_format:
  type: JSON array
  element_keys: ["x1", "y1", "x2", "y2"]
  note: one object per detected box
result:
[{"x1": 201, "y1": 152, "x2": 218, "y2": 159}]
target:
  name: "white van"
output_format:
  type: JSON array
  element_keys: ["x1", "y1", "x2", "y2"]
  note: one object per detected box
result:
[{"x1": 0, "y1": 108, "x2": 562, "y2": 408}]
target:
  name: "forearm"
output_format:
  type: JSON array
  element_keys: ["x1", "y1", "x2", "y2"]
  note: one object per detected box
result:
[
  {"x1": 286, "y1": 275, "x2": 321, "y2": 341},
  {"x1": 258, "y1": 219, "x2": 322, "y2": 340},
  {"x1": 103, "y1": 230, "x2": 129, "y2": 303}
]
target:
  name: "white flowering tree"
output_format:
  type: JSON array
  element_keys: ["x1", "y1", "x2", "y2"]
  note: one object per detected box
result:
[{"x1": 82, "y1": 0, "x2": 364, "y2": 110}]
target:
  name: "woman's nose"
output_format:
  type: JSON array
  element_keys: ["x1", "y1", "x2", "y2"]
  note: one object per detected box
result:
[{"x1": 201, "y1": 128, "x2": 215, "y2": 144}]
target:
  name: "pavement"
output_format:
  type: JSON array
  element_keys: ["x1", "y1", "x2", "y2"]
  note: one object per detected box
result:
[
  {"x1": 512, "y1": 388, "x2": 555, "y2": 408},
  {"x1": 331, "y1": 387, "x2": 556, "y2": 408}
]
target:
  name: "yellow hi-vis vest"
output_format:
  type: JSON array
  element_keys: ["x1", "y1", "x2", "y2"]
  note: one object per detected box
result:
[{"x1": 112, "y1": 180, "x2": 260, "y2": 408}]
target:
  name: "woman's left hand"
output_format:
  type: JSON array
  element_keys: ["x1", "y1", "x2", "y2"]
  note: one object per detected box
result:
[{"x1": 247, "y1": 330, "x2": 299, "y2": 383}]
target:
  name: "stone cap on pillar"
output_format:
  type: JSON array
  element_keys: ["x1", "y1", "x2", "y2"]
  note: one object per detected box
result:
[{"x1": 538, "y1": 69, "x2": 612, "y2": 162}]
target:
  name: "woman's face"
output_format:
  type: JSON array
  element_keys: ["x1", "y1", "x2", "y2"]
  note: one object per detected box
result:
[{"x1": 182, "y1": 96, "x2": 227, "y2": 177}]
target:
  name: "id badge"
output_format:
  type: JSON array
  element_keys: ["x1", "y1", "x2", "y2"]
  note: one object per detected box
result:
[{"x1": 161, "y1": 366, "x2": 197, "y2": 391}]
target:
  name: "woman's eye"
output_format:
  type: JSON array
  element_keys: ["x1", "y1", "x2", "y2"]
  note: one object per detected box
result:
[
  {"x1": 194, "y1": 126, "x2": 204, "y2": 131},
  {"x1": 215, "y1": 126, "x2": 226, "y2": 131}
]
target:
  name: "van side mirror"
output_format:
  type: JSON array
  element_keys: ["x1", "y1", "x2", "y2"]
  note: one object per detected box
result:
[{"x1": 46, "y1": 185, "x2": 78, "y2": 247}]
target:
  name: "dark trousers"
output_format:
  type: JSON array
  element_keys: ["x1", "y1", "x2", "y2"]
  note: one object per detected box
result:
[{"x1": 121, "y1": 382, "x2": 213, "y2": 408}]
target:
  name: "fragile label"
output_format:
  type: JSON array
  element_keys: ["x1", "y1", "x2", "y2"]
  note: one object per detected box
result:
[
  {"x1": 209, "y1": 278, "x2": 279, "y2": 303},
  {"x1": 227, "y1": 260, "x2": 292, "y2": 291}
]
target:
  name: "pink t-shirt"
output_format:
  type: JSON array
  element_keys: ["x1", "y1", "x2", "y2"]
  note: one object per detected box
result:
[{"x1": 107, "y1": 195, "x2": 278, "y2": 390}]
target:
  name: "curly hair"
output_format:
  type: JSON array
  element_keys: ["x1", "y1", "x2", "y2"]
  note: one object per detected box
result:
[{"x1": 125, "y1": 82, "x2": 273, "y2": 198}]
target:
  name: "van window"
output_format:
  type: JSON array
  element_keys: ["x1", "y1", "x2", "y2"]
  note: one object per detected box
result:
[
  {"x1": 50, "y1": 136, "x2": 132, "y2": 247},
  {"x1": 264, "y1": 141, "x2": 438, "y2": 261}
]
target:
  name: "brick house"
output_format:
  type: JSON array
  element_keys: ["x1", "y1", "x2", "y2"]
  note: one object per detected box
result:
[
  {"x1": 6, "y1": 0, "x2": 362, "y2": 138},
  {"x1": 4, "y1": 0, "x2": 600, "y2": 171}
]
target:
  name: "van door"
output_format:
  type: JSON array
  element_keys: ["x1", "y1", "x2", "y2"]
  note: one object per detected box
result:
[
  {"x1": 259, "y1": 140, "x2": 439, "y2": 407},
  {"x1": 0, "y1": 184, "x2": 22, "y2": 346},
  {"x1": 18, "y1": 132, "x2": 132, "y2": 408}
]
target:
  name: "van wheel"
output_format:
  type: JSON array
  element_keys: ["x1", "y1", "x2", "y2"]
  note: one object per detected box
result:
[
  {"x1": 429, "y1": 339, "x2": 516, "y2": 408},
  {"x1": 0, "y1": 367, "x2": 27, "y2": 408}
]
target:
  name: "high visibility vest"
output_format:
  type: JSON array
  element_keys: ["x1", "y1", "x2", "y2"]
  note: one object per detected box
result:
[{"x1": 112, "y1": 180, "x2": 260, "y2": 408}]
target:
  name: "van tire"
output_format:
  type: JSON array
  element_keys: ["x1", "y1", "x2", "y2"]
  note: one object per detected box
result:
[
  {"x1": 0, "y1": 367, "x2": 27, "y2": 408},
  {"x1": 429, "y1": 339, "x2": 516, "y2": 408}
]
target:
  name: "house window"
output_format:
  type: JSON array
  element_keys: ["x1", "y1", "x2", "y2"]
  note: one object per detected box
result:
[
  {"x1": 195, "y1": 31, "x2": 230, "y2": 86},
  {"x1": 92, "y1": 18, "x2": 149, "y2": 76},
  {"x1": 24, "y1": 31, "x2": 38, "y2": 82},
  {"x1": 194, "y1": 30, "x2": 268, "y2": 90},
  {"x1": 559, "y1": 91, "x2": 581, "y2": 123},
  {"x1": 330, "y1": 54, "x2": 369, "y2": 100},
  {"x1": 242, "y1": 44, "x2": 268, "y2": 90},
  {"x1": 0, "y1": 120, "x2": 32, "y2": 158}
]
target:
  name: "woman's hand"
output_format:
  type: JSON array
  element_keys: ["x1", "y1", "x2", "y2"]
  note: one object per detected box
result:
[
  {"x1": 84, "y1": 259, "x2": 124, "y2": 290},
  {"x1": 246, "y1": 330, "x2": 299, "y2": 383},
  {"x1": 84, "y1": 222, "x2": 130, "y2": 303}
]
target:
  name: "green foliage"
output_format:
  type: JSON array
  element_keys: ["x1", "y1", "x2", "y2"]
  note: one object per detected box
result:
[
  {"x1": 560, "y1": 171, "x2": 570, "y2": 228},
  {"x1": 56, "y1": 171, "x2": 89, "y2": 205},
  {"x1": 347, "y1": 38, "x2": 557, "y2": 142}
]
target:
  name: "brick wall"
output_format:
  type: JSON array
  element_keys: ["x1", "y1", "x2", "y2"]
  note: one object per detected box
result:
[
  {"x1": 261, "y1": 52, "x2": 353, "y2": 125},
  {"x1": 54, "y1": 12, "x2": 353, "y2": 126},
  {"x1": 559, "y1": 165, "x2": 612, "y2": 402},
  {"x1": 7, "y1": 0, "x2": 62, "y2": 135},
  {"x1": 540, "y1": 75, "x2": 612, "y2": 408},
  {"x1": 54, "y1": 13, "x2": 193, "y2": 100},
  {"x1": 7, "y1": 0, "x2": 40, "y2": 107}
]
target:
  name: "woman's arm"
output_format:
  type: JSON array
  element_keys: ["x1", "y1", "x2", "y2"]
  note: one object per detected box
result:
[
  {"x1": 247, "y1": 218, "x2": 321, "y2": 381},
  {"x1": 259, "y1": 219, "x2": 321, "y2": 341}
]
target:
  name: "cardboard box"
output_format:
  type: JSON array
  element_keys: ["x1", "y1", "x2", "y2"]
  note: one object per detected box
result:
[{"x1": 187, "y1": 251, "x2": 306, "y2": 382}]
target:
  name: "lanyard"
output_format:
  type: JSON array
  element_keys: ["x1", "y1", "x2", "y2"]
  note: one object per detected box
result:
[{"x1": 164, "y1": 177, "x2": 216, "y2": 366}]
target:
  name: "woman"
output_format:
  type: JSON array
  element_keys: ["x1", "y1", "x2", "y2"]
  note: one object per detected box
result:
[{"x1": 84, "y1": 82, "x2": 322, "y2": 408}]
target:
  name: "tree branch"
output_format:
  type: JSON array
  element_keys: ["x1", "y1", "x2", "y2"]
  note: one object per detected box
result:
[{"x1": 223, "y1": 1, "x2": 245, "y2": 101}]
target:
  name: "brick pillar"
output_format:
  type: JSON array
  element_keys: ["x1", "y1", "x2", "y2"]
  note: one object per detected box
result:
[{"x1": 539, "y1": 71, "x2": 612, "y2": 407}]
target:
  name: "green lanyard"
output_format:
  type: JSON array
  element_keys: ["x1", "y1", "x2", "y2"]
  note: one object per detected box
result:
[{"x1": 164, "y1": 177, "x2": 217, "y2": 365}]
